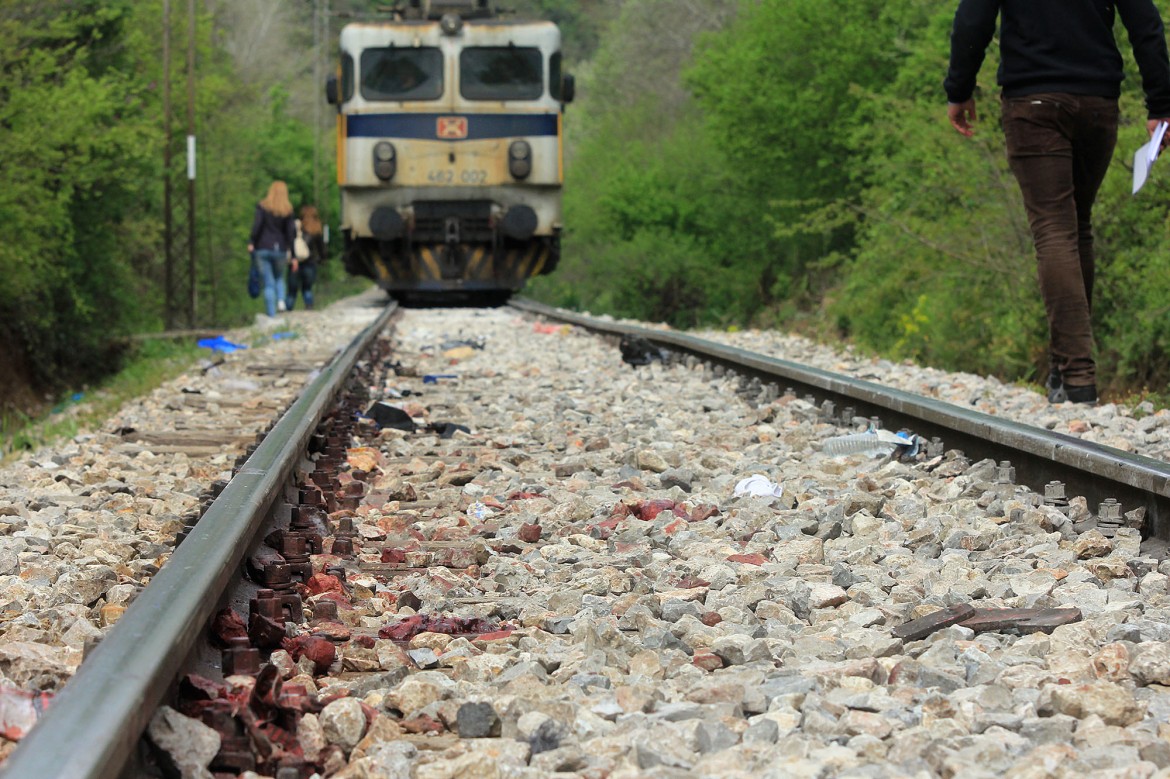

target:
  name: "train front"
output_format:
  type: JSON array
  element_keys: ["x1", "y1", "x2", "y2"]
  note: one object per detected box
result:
[{"x1": 330, "y1": 11, "x2": 572, "y2": 301}]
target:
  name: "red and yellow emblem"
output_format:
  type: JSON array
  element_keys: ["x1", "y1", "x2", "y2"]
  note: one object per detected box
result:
[{"x1": 437, "y1": 116, "x2": 468, "y2": 139}]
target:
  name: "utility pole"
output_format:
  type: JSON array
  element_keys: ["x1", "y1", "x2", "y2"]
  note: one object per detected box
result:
[
  {"x1": 313, "y1": 0, "x2": 321, "y2": 213},
  {"x1": 323, "y1": 0, "x2": 331, "y2": 235},
  {"x1": 186, "y1": 0, "x2": 197, "y2": 326},
  {"x1": 163, "y1": 0, "x2": 174, "y2": 330}
]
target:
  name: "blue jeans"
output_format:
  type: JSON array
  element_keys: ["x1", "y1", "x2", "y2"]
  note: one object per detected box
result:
[
  {"x1": 254, "y1": 249, "x2": 288, "y2": 317},
  {"x1": 286, "y1": 262, "x2": 318, "y2": 310}
]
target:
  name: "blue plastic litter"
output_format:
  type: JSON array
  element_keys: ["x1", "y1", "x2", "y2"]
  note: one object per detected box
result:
[
  {"x1": 197, "y1": 336, "x2": 248, "y2": 353},
  {"x1": 423, "y1": 374, "x2": 458, "y2": 384},
  {"x1": 51, "y1": 393, "x2": 85, "y2": 414},
  {"x1": 272, "y1": 332, "x2": 296, "y2": 341}
]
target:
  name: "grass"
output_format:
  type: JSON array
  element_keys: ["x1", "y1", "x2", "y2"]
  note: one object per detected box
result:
[
  {"x1": 0, "y1": 338, "x2": 204, "y2": 463},
  {"x1": 0, "y1": 278, "x2": 381, "y2": 463}
]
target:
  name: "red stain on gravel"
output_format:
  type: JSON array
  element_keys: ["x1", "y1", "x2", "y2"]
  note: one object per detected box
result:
[
  {"x1": 508, "y1": 491, "x2": 546, "y2": 501},
  {"x1": 317, "y1": 591, "x2": 353, "y2": 609},
  {"x1": 471, "y1": 630, "x2": 514, "y2": 643},
  {"x1": 689, "y1": 505, "x2": 720, "y2": 522},
  {"x1": 401, "y1": 714, "x2": 445, "y2": 734},
  {"x1": 381, "y1": 548, "x2": 407, "y2": 564},
  {"x1": 693, "y1": 653, "x2": 724, "y2": 671},
  {"x1": 726, "y1": 553, "x2": 768, "y2": 566},
  {"x1": 306, "y1": 573, "x2": 345, "y2": 595},
  {"x1": 378, "y1": 615, "x2": 502, "y2": 642},
  {"x1": 282, "y1": 635, "x2": 337, "y2": 674},
  {"x1": 211, "y1": 608, "x2": 248, "y2": 645},
  {"x1": 641, "y1": 500, "x2": 683, "y2": 519}
]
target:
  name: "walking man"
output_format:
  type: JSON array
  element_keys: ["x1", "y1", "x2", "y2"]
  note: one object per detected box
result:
[{"x1": 945, "y1": 0, "x2": 1170, "y2": 404}]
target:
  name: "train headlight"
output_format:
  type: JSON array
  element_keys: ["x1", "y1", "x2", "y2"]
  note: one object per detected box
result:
[
  {"x1": 509, "y1": 141, "x2": 532, "y2": 180},
  {"x1": 373, "y1": 142, "x2": 396, "y2": 181},
  {"x1": 440, "y1": 13, "x2": 463, "y2": 36}
]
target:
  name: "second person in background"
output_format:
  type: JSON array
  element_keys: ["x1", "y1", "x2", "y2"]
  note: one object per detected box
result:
[
  {"x1": 287, "y1": 205, "x2": 326, "y2": 311},
  {"x1": 248, "y1": 180, "x2": 296, "y2": 319}
]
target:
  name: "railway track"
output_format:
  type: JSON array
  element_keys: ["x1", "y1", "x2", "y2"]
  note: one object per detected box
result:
[
  {"x1": 3, "y1": 300, "x2": 1170, "y2": 778},
  {"x1": 511, "y1": 299, "x2": 1170, "y2": 548}
]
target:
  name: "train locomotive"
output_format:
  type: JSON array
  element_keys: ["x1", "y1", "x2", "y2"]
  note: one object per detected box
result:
[{"x1": 326, "y1": 0, "x2": 574, "y2": 302}]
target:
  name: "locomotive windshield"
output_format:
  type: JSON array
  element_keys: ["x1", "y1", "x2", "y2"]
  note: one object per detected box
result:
[
  {"x1": 460, "y1": 47, "x2": 543, "y2": 100},
  {"x1": 361, "y1": 48, "x2": 443, "y2": 101}
]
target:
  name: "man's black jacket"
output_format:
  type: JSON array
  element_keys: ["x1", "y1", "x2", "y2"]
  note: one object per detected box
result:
[{"x1": 945, "y1": 0, "x2": 1170, "y2": 117}]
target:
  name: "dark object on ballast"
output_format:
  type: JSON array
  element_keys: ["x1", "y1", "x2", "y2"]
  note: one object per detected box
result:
[
  {"x1": 366, "y1": 402, "x2": 416, "y2": 431},
  {"x1": 620, "y1": 335, "x2": 666, "y2": 366},
  {"x1": 427, "y1": 422, "x2": 471, "y2": 439}
]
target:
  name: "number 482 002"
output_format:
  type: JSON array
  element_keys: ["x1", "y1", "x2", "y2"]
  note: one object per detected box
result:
[{"x1": 427, "y1": 169, "x2": 487, "y2": 185}]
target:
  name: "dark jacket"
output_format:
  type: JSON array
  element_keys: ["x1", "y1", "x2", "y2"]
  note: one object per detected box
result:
[
  {"x1": 250, "y1": 203, "x2": 296, "y2": 254},
  {"x1": 945, "y1": 0, "x2": 1170, "y2": 117},
  {"x1": 305, "y1": 232, "x2": 327, "y2": 265}
]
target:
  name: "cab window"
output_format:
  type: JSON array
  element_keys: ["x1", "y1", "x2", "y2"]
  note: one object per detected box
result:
[
  {"x1": 550, "y1": 52, "x2": 563, "y2": 101},
  {"x1": 460, "y1": 47, "x2": 543, "y2": 101},
  {"x1": 341, "y1": 53, "x2": 355, "y2": 102},
  {"x1": 361, "y1": 47, "x2": 443, "y2": 101}
]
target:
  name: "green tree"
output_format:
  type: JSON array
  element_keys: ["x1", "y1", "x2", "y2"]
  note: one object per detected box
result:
[{"x1": 0, "y1": 1, "x2": 159, "y2": 401}]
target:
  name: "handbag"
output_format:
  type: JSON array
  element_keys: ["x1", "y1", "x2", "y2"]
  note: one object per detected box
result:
[
  {"x1": 247, "y1": 255, "x2": 261, "y2": 299},
  {"x1": 294, "y1": 220, "x2": 311, "y2": 261}
]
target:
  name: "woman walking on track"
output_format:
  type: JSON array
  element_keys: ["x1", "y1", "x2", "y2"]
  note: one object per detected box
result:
[
  {"x1": 287, "y1": 205, "x2": 326, "y2": 311},
  {"x1": 248, "y1": 181, "x2": 296, "y2": 319}
]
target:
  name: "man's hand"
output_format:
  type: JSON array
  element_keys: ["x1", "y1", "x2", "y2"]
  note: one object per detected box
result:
[
  {"x1": 948, "y1": 100, "x2": 977, "y2": 137},
  {"x1": 1149, "y1": 118, "x2": 1170, "y2": 150}
]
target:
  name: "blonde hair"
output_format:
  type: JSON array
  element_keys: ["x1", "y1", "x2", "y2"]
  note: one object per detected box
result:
[
  {"x1": 260, "y1": 181, "x2": 293, "y2": 217},
  {"x1": 300, "y1": 204, "x2": 323, "y2": 236}
]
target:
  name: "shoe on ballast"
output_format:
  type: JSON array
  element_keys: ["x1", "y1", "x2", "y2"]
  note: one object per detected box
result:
[
  {"x1": 277, "y1": 300, "x2": 287, "y2": 312},
  {"x1": 1045, "y1": 367, "x2": 1066, "y2": 403},
  {"x1": 1064, "y1": 384, "x2": 1098, "y2": 405}
]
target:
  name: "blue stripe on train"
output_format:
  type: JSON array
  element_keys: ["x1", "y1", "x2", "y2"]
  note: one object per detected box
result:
[{"x1": 348, "y1": 113, "x2": 558, "y2": 140}]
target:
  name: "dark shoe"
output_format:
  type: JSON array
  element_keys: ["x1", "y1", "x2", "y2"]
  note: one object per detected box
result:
[
  {"x1": 1045, "y1": 367, "x2": 1067, "y2": 403},
  {"x1": 1064, "y1": 384, "x2": 1098, "y2": 405}
]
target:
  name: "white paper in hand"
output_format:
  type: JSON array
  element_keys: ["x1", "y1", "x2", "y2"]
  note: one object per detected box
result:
[{"x1": 1134, "y1": 121, "x2": 1168, "y2": 194}]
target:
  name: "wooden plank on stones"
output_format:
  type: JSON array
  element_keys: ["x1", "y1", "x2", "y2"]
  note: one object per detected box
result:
[
  {"x1": 148, "y1": 446, "x2": 238, "y2": 456},
  {"x1": 1017, "y1": 608, "x2": 1083, "y2": 634},
  {"x1": 891, "y1": 603, "x2": 977, "y2": 641},
  {"x1": 121, "y1": 430, "x2": 253, "y2": 447},
  {"x1": 960, "y1": 607, "x2": 1082, "y2": 634}
]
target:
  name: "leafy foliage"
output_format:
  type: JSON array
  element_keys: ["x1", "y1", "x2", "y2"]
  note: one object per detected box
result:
[{"x1": 0, "y1": 0, "x2": 339, "y2": 416}]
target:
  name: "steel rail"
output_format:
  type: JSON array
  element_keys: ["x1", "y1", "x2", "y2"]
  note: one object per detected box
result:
[
  {"x1": 511, "y1": 298, "x2": 1170, "y2": 539},
  {"x1": 1, "y1": 301, "x2": 397, "y2": 779}
]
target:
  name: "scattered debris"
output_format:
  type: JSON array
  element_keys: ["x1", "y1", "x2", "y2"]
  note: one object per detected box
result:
[
  {"x1": 619, "y1": 335, "x2": 668, "y2": 366},
  {"x1": 733, "y1": 475, "x2": 784, "y2": 499},
  {"x1": 893, "y1": 605, "x2": 1083, "y2": 641}
]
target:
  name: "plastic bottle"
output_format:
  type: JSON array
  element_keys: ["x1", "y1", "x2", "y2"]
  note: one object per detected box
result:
[
  {"x1": 822, "y1": 433, "x2": 900, "y2": 457},
  {"x1": 822, "y1": 429, "x2": 918, "y2": 457}
]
